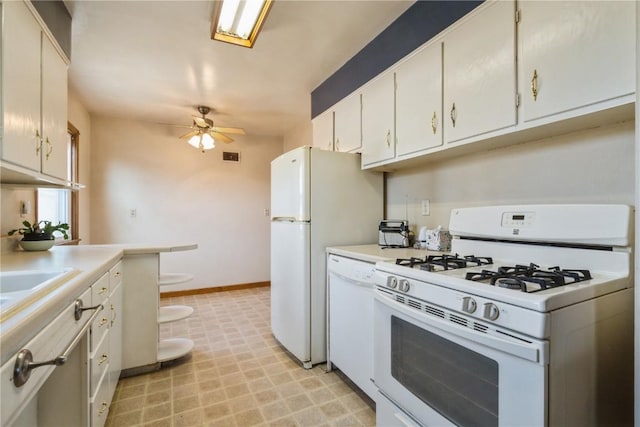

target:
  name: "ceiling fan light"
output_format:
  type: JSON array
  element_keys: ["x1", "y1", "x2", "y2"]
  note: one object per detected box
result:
[
  {"x1": 201, "y1": 133, "x2": 216, "y2": 150},
  {"x1": 187, "y1": 134, "x2": 202, "y2": 148}
]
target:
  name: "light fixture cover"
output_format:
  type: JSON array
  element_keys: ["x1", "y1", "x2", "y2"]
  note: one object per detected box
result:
[
  {"x1": 188, "y1": 132, "x2": 216, "y2": 151},
  {"x1": 211, "y1": 0, "x2": 273, "y2": 48}
]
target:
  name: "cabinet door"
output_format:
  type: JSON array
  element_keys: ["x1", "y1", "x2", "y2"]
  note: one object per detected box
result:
[
  {"x1": 1, "y1": 1, "x2": 42, "y2": 171},
  {"x1": 361, "y1": 72, "x2": 395, "y2": 166},
  {"x1": 312, "y1": 109, "x2": 334, "y2": 151},
  {"x1": 519, "y1": 1, "x2": 635, "y2": 122},
  {"x1": 443, "y1": 0, "x2": 516, "y2": 144},
  {"x1": 107, "y1": 283, "x2": 122, "y2": 402},
  {"x1": 334, "y1": 93, "x2": 361, "y2": 152},
  {"x1": 41, "y1": 36, "x2": 69, "y2": 180},
  {"x1": 396, "y1": 42, "x2": 443, "y2": 157}
]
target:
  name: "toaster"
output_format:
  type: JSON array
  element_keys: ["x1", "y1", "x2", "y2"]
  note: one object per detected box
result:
[{"x1": 378, "y1": 220, "x2": 410, "y2": 247}]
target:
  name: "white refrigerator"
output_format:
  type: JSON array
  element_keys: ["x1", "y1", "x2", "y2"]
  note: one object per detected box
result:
[{"x1": 270, "y1": 146, "x2": 383, "y2": 368}]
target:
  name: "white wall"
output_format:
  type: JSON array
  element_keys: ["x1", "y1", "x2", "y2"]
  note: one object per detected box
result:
[
  {"x1": 68, "y1": 88, "x2": 92, "y2": 243},
  {"x1": 0, "y1": 188, "x2": 36, "y2": 252},
  {"x1": 90, "y1": 115, "x2": 284, "y2": 290},
  {"x1": 283, "y1": 119, "x2": 312, "y2": 153},
  {"x1": 386, "y1": 121, "x2": 636, "y2": 231}
]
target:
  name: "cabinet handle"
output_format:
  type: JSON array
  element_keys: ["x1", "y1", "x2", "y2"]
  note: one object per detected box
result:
[
  {"x1": 110, "y1": 303, "x2": 117, "y2": 327},
  {"x1": 35, "y1": 130, "x2": 42, "y2": 155},
  {"x1": 74, "y1": 299, "x2": 103, "y2": 321},
  {"x1": 98, "y1": 286, "x2": 108, "y2": 295},
  {"x1": 98, "y1": 353, "x2": 108, "y2": 366},
  {"x1": 450, "y1": 103, "x2": 457, "y2": 128},
  {"x1": 98, "y1": 402, "x2": 109, "y2": 416},
  {"x1": 45, "y1": 137, "x2": 53, "y2": 160},
  {"x1": 531, "y1": 69, "x2": 538, "y2": 101},
  {"x1": 431, "y1": 111, "x2": 437, "y2": 134},
  {"x1": 114, "y1": 271, "x2": 121, "y2": 278},
  {"x1": 99, "y1": 316, "x2": 109, "y2": 327},
  {"x1": 386, "y1": 130, "x2": 391, "y2": 147},
  {"x1": 12, "y1": 303, "x2": 104, "y2": 387}
]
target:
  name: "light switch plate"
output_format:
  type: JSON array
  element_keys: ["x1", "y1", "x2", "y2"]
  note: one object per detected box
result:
[{"x1": 421, "y1": 199, "x2": 430, "y2": 216}]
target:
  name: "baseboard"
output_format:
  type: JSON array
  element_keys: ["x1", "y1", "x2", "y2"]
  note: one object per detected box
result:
[{"x1": 160, "y1": 281, "x2": 270, "y2": 298}]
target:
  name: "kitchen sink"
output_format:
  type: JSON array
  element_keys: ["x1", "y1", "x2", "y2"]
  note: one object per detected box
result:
[{"x1": 0, "y1": 269, "x2": 79, "y2": 320}]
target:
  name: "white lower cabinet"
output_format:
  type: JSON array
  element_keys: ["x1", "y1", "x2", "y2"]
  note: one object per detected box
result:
[
  {"x1": 1, "y1": 260, "x2": 123, "y2": 427},
  {"x1": 89, "y1": 261, "x2": 123, "y2": 427}
]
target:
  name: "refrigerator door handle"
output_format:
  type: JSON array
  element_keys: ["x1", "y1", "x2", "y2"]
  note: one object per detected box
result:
[{"x1": 272, "y1": 217, "x2": 298, "y2": 222}]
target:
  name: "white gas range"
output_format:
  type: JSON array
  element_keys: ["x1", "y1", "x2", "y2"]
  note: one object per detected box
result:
[{"x1": 373, "y1": 204, "x2": 634, "y2": 427}]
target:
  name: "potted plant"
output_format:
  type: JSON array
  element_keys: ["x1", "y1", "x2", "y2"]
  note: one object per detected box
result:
[{"x1": 8, "y1": 220, "x2": 69, "y2": 251}]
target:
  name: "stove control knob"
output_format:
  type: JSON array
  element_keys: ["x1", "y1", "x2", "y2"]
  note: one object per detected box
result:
[
  {"x1": 483, "y1": 303, "x2": 500, "y2": 321},
  {"x1": 398, "y1": 279, "x2": 410, "y2": 293},
  {"x1": 462, "y1": 297, "x2": 477, "y2": 314},
  {"x1": 387, "y1": 276, "x2": 398, "y2": 289}
]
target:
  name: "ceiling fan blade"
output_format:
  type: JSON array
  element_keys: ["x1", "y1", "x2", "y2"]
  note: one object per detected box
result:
[
  {"x1": 192, "y1": 116, "x2": 209, "y2": 128},
  {"x1": 211, "y1": 126, "x2": 245, "y2": 135},
  {"x1": 210, "y1": 131, "x2": 233, "y2": 143},
  {"x1": 179, "y1": 130, "x2": 200, "y2": 139},
  {"x1": 155, "y1": 122, "x2": 193, "y2": 129}
]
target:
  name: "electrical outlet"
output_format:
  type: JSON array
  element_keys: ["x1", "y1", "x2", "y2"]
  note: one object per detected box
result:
[
  {"x1": 130, "y1": 209, "x2": 137, "y2": 218},
  {"x1": 264, "y1": 208, "x2": 270, "y2": 217},
  {"x1": 421, "y1": 199, "x2": 430, "y2": 216}
]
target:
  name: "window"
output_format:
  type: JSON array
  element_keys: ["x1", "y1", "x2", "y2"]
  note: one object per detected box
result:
[{"x1": 36, "y1": 123, "x2": 79, "y2": 242}]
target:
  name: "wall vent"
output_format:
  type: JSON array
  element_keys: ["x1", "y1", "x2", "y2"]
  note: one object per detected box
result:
[{"x1": 222, "y1": 151, "x2": 240, "y2": 162}]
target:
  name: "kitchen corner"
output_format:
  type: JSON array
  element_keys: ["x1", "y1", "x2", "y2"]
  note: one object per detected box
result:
[{"x1": 0, "y1": 242, "x2": 197, "y2": 425}]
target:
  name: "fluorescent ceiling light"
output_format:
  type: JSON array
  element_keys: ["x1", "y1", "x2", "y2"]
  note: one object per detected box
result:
[{"x1": 211, "y1": 0, "x2": 273, "y2": 48}]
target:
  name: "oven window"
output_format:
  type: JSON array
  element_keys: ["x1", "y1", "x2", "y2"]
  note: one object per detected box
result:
[{"x1": 391, "y1": 316, "x2": 498, "y2": 427}]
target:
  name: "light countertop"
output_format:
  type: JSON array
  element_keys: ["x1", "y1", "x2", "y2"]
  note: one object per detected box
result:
[
  {"x1": 0, "y1": 242, "x2": 197, "y2": 366},
  {"x1": 326, "y1": 244, "x2": 441, "y2": 263}
]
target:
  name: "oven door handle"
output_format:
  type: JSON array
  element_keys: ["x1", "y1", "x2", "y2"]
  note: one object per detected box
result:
[{"x1": 376, "y1": 293, "x2": 548, "y2": 364}]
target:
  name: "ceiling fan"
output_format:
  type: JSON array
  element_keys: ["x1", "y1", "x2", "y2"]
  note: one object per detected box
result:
[{"x1": 179, "y1": 106, "x2": 245, "y2": 152}]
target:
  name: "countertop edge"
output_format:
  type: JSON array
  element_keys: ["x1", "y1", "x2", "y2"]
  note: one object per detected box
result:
[
  {"x1": 326, "y1": 244, "x2": 432, "y2": 263},
  {"x1": 92, "y1": 243, "x2": 198, "y2": 254}
]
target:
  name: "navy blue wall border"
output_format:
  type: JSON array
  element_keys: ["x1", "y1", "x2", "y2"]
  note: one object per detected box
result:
[
  {"x1": 311, "y1": 1, "x2": 483, "y2": 119},
  {"x1": 32, "y1": 1, "x2": 72, "y2": 60}
]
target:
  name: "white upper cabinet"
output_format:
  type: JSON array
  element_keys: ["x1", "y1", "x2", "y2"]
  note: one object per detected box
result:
[
  {"x1": 2, "y1": 1, "x2": 42, "y2": 172},
  {"x1": 395, "y1": 41, "x2": 443, "y2": 157},
  {"x1": 1, "y1": 1, "x2": 69, "y2": 181},
  {"x1": 443, "y1": 0, "x2": 516, "y2": 144},
  {"x1": 41, "y1": 37, "x2": 69, "y2": 180},
  {"x1": 518, "y1": 1, "x2": 636, "y2": 123},
  {"x1": 361, "y1": 71, "x2": 395, "y2": 166},
  {"x1": 312, "y1": 109, "x2": 334, "y2": 151},
  {"x1": 333, "y1": 92, "x2": 362, "y2": 153}
]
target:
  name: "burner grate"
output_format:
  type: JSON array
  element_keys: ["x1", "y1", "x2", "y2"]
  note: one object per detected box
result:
[
  {"x1": 395, "y1": 254, "x2": 493, "y2": 271},
  {"x1": 465, "y1": 263, "x2": 592, "y2": 293}
]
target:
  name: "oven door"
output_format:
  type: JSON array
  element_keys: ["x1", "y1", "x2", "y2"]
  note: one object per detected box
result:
[{"x1": 374, "y1": 291, "x2": 549, "y2": 427}]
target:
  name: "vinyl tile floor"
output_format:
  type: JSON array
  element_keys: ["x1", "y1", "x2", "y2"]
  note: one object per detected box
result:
[{"x1": 105, "y1": 287, "x2": 376, "y2": 427}]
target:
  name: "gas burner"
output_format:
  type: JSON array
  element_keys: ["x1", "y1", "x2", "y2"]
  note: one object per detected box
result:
[
  {"x1": 466, "y1": 264, "x2": 592, "y2": 293},
  {"x1": 395, "y1": 254, "x2": 493, "y2": 272},
  {"x1": 395, "y1": 257, "x2": 427, "y2": 268}
]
